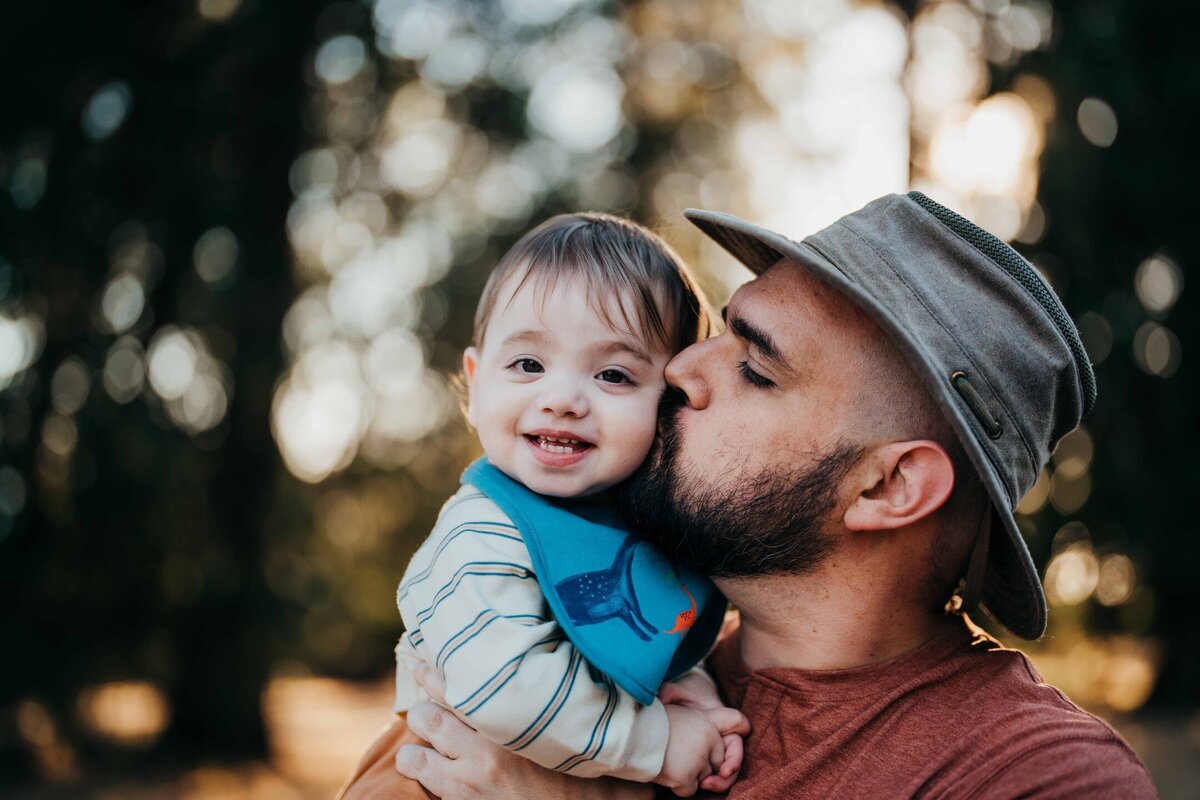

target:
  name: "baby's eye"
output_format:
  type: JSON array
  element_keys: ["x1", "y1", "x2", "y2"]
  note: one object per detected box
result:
[
  {"x1": 597, "y1": 368, "x2": 632, "y2": 385},
  {"x1": 510, "y1": 358, "x2": 544, "y2": 374}
]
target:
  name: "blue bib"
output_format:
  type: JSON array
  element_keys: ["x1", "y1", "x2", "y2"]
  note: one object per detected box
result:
[{"x1": 463, "y1": 458, "x2": 725, "y2": 705}]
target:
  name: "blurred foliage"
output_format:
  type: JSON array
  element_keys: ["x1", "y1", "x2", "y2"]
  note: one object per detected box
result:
[
  {"x1": 1013, "y1": 0, "x2": 1200, "y2": 708},
  {"x1": 0, "y1": 0, "x2": 323, "y2": 775},
  {"x1": 0, "y1": 0, "x2": 1195, "y2": 788}
]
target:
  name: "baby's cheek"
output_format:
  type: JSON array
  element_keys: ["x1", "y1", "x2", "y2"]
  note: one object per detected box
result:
[{"x1": 628, "y1": 399, "x2": 663, "y2": 455}]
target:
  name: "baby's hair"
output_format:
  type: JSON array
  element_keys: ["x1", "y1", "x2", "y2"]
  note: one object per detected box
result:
[{"x1": 473, "y1": 213, "x2": 715, "y2": 355}]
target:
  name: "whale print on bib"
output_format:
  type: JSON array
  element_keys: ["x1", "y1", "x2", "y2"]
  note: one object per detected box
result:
[{"x1": 555, "y1": 537, "x2": 657, "y2": 641}]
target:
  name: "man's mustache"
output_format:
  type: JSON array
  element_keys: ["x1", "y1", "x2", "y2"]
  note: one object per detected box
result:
[{"x1": 657, "y1": 386, "x2": 688, "y2": 429}]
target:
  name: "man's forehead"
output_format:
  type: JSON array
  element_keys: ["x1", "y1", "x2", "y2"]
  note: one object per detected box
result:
[
  {"x1": 730, "y1": 259, "x2": 821, "y2": 315},
  {"x1": 754, "y1": 258, "x2": 866, "y2": 323},
  {"x1": 727, "y1": 260, "x2": 865, "y2": 360}
]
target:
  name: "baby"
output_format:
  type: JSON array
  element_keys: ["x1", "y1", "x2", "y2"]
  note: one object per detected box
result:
[{"x1": 393, "y1": 213, "x2": 748, "y2": 796}]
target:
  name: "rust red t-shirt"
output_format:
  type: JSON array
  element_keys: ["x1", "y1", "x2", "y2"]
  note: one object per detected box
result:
[{"x1": 696, "y1": 620, "x2": 1156, "y2": 799}]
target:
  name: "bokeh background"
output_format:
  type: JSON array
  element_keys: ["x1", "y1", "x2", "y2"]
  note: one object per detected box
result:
[{"x1": 2, "y1": 0, "x2": 1197, "y2": 797}]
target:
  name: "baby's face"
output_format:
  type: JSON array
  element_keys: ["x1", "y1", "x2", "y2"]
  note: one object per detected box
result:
[{"x1": 464, "y1": 275, "x2": 673, "y2": 498}]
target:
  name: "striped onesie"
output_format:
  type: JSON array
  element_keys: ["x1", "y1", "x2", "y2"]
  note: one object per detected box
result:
[{"x1": 394, "y1": 483, "x2": 673, "y2": 780}]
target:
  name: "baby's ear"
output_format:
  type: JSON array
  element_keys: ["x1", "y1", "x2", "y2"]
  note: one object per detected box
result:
[{"x1": 462, "y1": 347, "x2": 480, "y2": 427}]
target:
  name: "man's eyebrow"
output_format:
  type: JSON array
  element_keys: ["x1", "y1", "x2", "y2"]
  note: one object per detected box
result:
[{"x1": 727, "y1": 311, "x2": 792, "y2": 374}]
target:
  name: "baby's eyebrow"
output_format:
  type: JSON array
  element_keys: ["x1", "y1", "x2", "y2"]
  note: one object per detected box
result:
[
  {"x1": 594, "y1": 339, "x2": 654, "y2": 366},
  {"x1": 500, "y1": 330, "x2": 653, "y2": 366},
  {"x1": 501, "y1": 329, "x2": 550, "y2": 348}
]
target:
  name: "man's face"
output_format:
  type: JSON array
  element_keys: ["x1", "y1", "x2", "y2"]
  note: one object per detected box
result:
[{"x1": 620, "y1": 259, "x2": 869, "y2": 576}]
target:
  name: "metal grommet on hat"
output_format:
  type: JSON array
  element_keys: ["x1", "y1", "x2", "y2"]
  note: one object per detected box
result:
[{"x1": 684, "y1": 192, "x2": 1096, "y2": 640}]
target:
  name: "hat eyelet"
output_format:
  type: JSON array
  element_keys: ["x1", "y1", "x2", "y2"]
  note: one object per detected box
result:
[{"x1": 951, "y1": 371, "x2": 1003, "y2": 439}]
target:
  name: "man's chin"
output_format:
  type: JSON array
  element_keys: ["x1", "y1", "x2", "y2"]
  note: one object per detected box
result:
[{"x1": 621, "y1": 439, "x2": 862, "y2": 578}]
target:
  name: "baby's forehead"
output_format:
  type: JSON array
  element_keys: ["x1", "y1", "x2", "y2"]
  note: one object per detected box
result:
[{"x1": 491, "y1": 265, "x2": 672, "y2": 352}]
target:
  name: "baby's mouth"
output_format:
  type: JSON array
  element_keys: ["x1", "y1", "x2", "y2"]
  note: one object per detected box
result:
[{"x1": 526, "y1": 434, "x2": 593, "y2": 454}]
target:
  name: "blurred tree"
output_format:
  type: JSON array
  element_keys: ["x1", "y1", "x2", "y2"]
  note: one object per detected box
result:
[
  {"x1": 0, "y1": 0, "x2": 323, "y2": 778},
  {"x1": 1018, "y1": 1, "x2": 1199, "y2": 710}
]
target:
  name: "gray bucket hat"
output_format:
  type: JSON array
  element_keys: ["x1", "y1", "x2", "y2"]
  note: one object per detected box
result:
[{"x1": 684, "y1": 192, "x2": 1096, "y2": 640}]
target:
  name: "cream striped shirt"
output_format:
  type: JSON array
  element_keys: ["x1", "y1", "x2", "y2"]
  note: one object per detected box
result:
[{"x1": 394, "y1": 484, "x2": 670, "y2": 780}]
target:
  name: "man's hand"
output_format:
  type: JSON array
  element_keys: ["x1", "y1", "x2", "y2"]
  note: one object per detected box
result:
[{"x1": 395, "y1": 665, "x2": 653, "y2": 800}]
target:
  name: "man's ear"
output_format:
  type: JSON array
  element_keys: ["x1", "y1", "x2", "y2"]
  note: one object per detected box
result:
[
  {"x1": 843, "y1": 441, "x2": 955, "y2": 532},
  {"x1": 462, "y1": 347, "x2": 480, "y2": 428}
]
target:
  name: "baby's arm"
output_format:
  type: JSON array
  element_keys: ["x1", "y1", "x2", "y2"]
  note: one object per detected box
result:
[{"x1": 397, "y1": 490, "x2": 668, "y2": 781}]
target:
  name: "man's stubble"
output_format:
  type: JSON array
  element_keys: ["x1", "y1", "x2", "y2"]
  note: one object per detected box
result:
[{"x1": 618, "y1": 387, "x2": 862, "y2": 578}]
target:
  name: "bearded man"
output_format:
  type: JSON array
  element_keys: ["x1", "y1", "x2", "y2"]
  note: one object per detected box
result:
[{"x1": 341, "y1": 193, "x2": 1155, "y2": 799}]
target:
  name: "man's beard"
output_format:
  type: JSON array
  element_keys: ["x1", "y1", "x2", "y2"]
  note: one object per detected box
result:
[{"x1": 618, "y1": 388, "x2": 862, "y2": 578}]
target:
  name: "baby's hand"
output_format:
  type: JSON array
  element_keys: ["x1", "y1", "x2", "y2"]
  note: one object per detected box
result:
[
  {"x1": 697, "y1": 704, "x2": 747, "y2": 795},
  {"x1": 658, "y1": 670, "x2": 725, "y2": 711},
  {"x1": 655, "y1": 703, "x2": 750, "y2": 796},
  {"x1": 659, "y1": 673, "x2": 749, "y2": 794}
]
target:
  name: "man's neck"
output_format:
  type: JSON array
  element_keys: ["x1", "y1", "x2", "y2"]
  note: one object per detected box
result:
[{"x1": 715, "y1": 565, "x2": 960, "y2": 673}]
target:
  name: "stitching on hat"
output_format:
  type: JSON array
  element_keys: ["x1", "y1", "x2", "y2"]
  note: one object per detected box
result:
[
  {"x1": 909, "y1": 196, "x2": 1079, "y2": 363},
  {"x1": 907, "y1": 191, "x2": 1096, "y2": 419},
  {"x1": 817, "y1": 222, "x2": 1038, "y2": 495},
  {"x1": 689, "y1": 212, "x2": 783, "y2": 273}
]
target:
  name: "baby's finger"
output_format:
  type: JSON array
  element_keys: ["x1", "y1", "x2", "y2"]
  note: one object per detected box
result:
[
  {"x1": 701, "y1": 737, "x2": 733, "y2": 795},
  {"x1": 705, "y1": 707, "x2": 751, "y2": 737},
  {"x1": 708, "y1": 733, "x2": 725, "y2": 777},
  {"x1": 719, "y1": 733, "x2": 743, "y2": 778},
  {"x1": 671, "y1": 775, "x2": 700, "y2": 797},
  {"x1": 700, "y1": 772, "x2": 737, "y2": 794}
]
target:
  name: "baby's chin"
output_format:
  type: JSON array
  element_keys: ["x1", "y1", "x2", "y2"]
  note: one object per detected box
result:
[
  {"x1": 524, "y1": 475, "x2": 616, "y2": 500},
  {"x1": 516, "y1": 466, "x2": 629, "y2": 500}
]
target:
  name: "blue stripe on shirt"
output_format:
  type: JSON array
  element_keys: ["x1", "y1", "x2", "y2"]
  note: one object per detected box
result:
[
  {"x1": 505, "y1": 649, "x2": 583, "y2": 751},
  {"x1": 413, "y1": 561, "x2": 535, "y2": 628},
  {"x1": 456, "y1": 632, "x2": 565, "y2": 716},
  {"x1": 434, "y1": 610, "x2": 546, "y2": 670},
  {"x1": 397, "y1": 519, "x2": 522, "y2": 603},
  {"x1": 554, "y1": 676, "x2": 619, "y2": 773}
]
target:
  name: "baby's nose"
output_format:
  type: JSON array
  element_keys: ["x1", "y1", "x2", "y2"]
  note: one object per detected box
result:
[{"x1": 539, "y1": 376, "x2": 589, "y2": 418}]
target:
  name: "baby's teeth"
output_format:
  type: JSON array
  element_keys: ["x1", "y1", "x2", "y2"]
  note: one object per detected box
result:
[{"x1": 537, "y1": 438, "x2": 575, "y2": 454}]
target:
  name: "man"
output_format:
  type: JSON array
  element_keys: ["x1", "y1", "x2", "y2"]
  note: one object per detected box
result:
[{"x1": 341, "y1": 193, "x2": 1155, "y2": 798}]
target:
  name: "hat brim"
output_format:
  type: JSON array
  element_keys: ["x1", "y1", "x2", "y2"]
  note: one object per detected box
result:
[{"x1": 685, "y1": 207, "x2": 1047, "y2": 639}]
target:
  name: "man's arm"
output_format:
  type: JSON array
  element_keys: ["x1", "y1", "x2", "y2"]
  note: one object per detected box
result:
[
  {"x1": 397, "y1": 701, "x2": 656, "y2": 800},
  {"x1": 974, "y1": 736, "x2": 1156, "y2": 799},
  {"x1": 337, "y1": 715, "x2": 435, "y2": 800}
]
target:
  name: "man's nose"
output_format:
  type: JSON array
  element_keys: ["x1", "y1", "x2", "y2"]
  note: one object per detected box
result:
[
  {"x1": 664, "y1": 339, "x2": 712, "y2": 410},
  {"x1": 539, "y1": 375, "x2": 590, "y2": 418}
]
